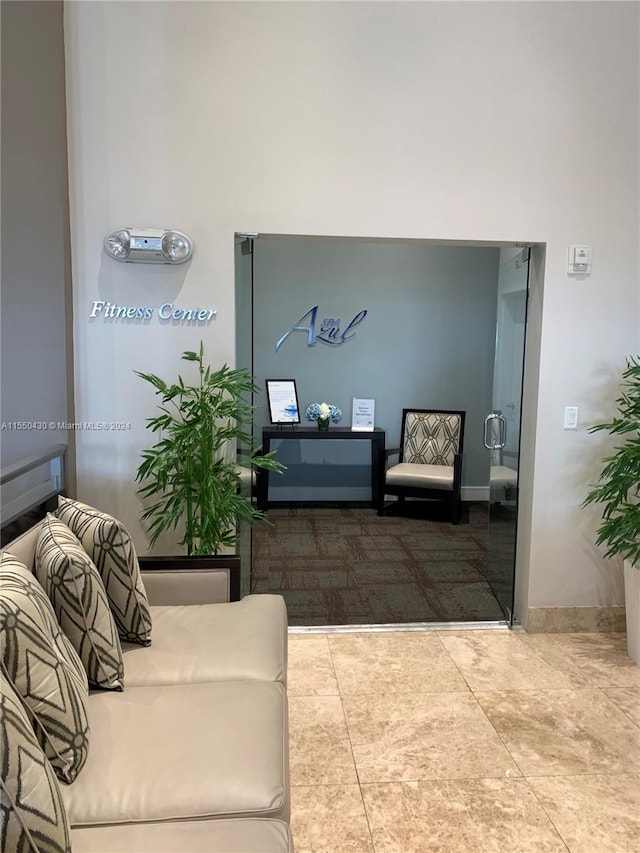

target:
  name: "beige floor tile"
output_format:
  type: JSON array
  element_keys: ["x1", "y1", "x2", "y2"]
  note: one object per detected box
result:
[
  {"x1": 342, "y1": 691, "x2": 520, "y2": 783},
  {"x1": 361, "y1": 778, "x2": 566, "y2": 852},
  {"x1": 476, "y1": 688, "x2": 640, "y2": 776},
  {"x1": 328, "y1": 631, "x2": 469, "y2": 695},
  {"x1": 438, "y1": 630, "x2": 593, "y2": 691},
  {"x1": 528, "y1": 773, "x2": 640, "y2": 853},
  {"x1": 288, "y1": 634, "x2": 339, "y2": 696},
  {"x1": 602, "y1": 687, "x2": 640, "y2": 728},
  {"x1": 515, "y1": 632, "x2": 600, "y2": 687},
  {"x1": 290, "y1": 784, "x2": 374, "y2": 853},
  {"x1": 548, "y1": 633, "x2": 640, "y2": 687},
  {"x1": 289, "y1": 695, "x2": 357, "y2": 785}
]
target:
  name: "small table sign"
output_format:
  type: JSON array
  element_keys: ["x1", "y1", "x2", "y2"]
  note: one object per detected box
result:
[{"x1": 352, "y1": 398, "x2": 375, "y2": 431}]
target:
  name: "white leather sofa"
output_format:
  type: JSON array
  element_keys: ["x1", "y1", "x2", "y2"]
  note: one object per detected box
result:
[{"x1": 1, "y1": 511, "x2": 293, "y2": 853}]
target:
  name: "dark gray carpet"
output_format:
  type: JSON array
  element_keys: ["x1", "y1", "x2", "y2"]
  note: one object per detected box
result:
[{"x1": 250, "y1": 504, "x2": 507, "y2": 626}]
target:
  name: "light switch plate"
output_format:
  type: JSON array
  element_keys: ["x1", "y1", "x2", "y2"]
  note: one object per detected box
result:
[
  {"x1": 568, "y1": 244, "x2": 592, "y2": 276},
  {"x1": 564, "y1": 406, "x2": 579, "y2": 429}
]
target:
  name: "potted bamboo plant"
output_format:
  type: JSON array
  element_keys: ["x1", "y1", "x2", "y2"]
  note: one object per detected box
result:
[
  {"x1": 135, "y1": 343, "x2": 282, "y2": 564},
  {"x1": 584, "y1": 356, "x2": 640, "y2": 665}
]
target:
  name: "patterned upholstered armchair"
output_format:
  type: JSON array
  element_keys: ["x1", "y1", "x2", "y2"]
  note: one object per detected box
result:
[{"x1": 378, "y1": 409, "x2": 466, "y2": 524}]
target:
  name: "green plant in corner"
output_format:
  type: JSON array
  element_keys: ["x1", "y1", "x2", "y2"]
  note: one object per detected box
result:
[
  {"x1": 583, "y1": 356, "x2": 640, "y2": 568},
  {"x1": 135, "y1": 342, "x2": 283, "y2": 555}
]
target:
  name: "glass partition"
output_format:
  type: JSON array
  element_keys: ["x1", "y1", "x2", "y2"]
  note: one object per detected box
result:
[{"x1": 236, "y1": 235, "x2": 530, "y2": 626}]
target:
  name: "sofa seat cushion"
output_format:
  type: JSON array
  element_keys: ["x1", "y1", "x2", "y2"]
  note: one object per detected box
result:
[
  {"x1": 71, "y1": 818, "x2": 293, "y2": 852},
  {"x1": 61, "y1": 681, "x2": 289, "y2": 826},
  {"x1": 122, "y1": 594, "x2": 287, "y2": 687}
]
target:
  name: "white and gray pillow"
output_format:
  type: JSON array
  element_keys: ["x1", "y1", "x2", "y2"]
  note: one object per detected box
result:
[
  {"x1": 35, "y1": 515, "x2": 125, "y2": 691},
  {"x1": 0, "y1": 552, "x2": 90, "y2": 783},
  {"x1": 55, "y1": 496, "x2": 152, "y2": 646},
  {"x1": 0, "y1": 672, "x2": 72, "y2": 853}
]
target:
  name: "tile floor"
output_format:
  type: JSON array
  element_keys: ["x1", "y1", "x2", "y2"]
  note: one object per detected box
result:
[{"x1": 287, "y1": 629, "x2": 640, "y2": 852}]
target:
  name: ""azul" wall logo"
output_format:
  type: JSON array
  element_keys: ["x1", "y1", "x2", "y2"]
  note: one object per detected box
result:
[{"x1": 275, "y1": 305, "x2": 367, "y2": 351}]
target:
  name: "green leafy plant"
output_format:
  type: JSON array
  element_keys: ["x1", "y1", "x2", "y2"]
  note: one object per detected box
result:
[
  {"x1": 135, "y1": 343, "x2": 283, "y2": 555},
  {"x1": 584, "y1": 356, "x2": 640, "y2": 568}
]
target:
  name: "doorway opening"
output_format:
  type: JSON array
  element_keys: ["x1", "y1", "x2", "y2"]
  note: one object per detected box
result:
[{"x1": 235, "y1": 234, "x2": 538, "y2": 628}]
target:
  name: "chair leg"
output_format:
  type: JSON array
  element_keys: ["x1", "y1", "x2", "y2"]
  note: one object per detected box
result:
[{"x1": 452, "y1": 493, "x2": 461, "y2": 525}]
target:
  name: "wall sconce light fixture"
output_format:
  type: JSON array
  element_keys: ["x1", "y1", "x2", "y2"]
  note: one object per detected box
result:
[{"x1": 104, "y1": 228, "x2": 193, "y2": 264}]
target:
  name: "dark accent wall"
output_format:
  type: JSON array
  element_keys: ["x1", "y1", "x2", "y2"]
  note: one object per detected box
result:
[
  {"x1": 1, "y1": 0, "x2": 74, "y2": 485},
  {"x1": 249, "y1": 238, "x2": 500, "y2": 500}
]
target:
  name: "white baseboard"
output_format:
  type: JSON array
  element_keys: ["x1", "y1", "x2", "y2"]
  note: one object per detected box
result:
[
  {"x1": 268, "y1": 485, "x2": 491, "y2": 503},
  {"x1": 462, "y1": 485, "x2": 490, "y2": 502},
  {"x1": 269, "y1": 487, "x2": 371, "y2": 502}
]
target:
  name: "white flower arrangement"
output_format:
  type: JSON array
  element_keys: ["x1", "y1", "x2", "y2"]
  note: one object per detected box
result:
[{"x1": 305, "y1": 402, "x2": 342, "y2": 424}]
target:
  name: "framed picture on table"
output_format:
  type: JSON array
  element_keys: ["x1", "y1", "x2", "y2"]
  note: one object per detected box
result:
[{"x1": 266, "y1": 379, "x2": 301, "y2": 424}]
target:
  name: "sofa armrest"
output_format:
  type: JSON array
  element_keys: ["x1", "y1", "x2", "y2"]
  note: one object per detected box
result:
[{"x1": 139, "y1": 556, "x2": 241, "y2": 605}]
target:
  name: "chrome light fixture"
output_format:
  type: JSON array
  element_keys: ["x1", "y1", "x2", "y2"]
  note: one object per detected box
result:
[{"x1": 104, "y1": 228, "x2": 193, "y2": 264}]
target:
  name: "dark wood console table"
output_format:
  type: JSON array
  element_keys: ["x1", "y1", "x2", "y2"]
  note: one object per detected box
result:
[{"x1": 256, "y1": 426, "x2": 386, "y2": 511}]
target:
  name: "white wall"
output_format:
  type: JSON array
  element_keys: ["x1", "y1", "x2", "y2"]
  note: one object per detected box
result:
[{"x1": 65, "y1": 1, "x2": 638, "y2": 617}]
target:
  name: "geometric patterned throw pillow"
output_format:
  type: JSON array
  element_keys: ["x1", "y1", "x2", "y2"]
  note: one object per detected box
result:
[
  {"x1": 55, "y1": 496, "x2": 152, "y2": 646},
  {"x1": 0, "y1": 672, "x2": 72, "y2": 853},
  {"x1": 35, "y1": 515, "x2": 125, "y2": 691},
  {"x1": 0, "y1": 553, "x2": 90, "y2": 783}
]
